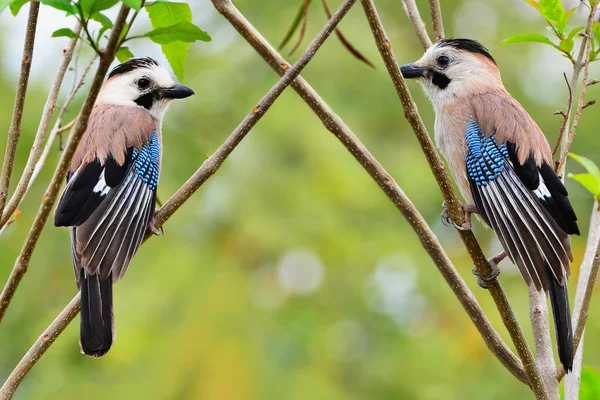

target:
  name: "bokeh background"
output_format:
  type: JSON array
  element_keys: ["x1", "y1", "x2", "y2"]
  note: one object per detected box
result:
[{"x1": 1, "y1": 0, "x2": 599, "y2": 398}]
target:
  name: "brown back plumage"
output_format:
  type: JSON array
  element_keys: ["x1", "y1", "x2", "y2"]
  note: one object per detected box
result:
[{"x1": 71, "y1": 103, "x2": 157, "y2": 170}]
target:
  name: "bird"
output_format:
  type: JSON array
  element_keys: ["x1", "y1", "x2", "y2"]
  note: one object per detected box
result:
[
  {"x1": 54, "y1": 57, "x2": 194, "y2": 357},
  {"x1": 399, "y1": 38, "x2": 579, "y2": 372}
]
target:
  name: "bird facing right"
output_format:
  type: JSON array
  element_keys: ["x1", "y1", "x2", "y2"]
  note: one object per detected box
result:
[{"x1": 400, "y1": 38, "x2": 579, "y2": 372}]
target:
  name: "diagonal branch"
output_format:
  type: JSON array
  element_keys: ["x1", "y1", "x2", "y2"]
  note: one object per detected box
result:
[
  {"x1": 0, "y1": 21, "x2": 83, "y2": 230},
  {"x1": 0, "y1": 5, "x2": 131, "y2": 325},
  {"x1": 0, "y1": 1, "x2": 40, "y2": 220},
  {"x1": 0, "y1": 294, "x2": 81, "y2": 399},
  {"x1": 0, "y1": 0, "x2": 359, "y2": 395},
  {"x1": 359, "y1": 0, "x2": 548, "y2": 398},
  {"x1": 400, "y1": 0, "x2": 432, "y2": 50},
  {"x1": 211, "y1": 0, "x2": 527, "y2": 384}
]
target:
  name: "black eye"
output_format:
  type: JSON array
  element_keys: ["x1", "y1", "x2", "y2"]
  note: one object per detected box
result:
[
  {"x1": 137, "y1": 78, "x2": 150, "y2": 89},
  {"x1": 436, "y1": 55, "x2": 450, "y2": 67}
]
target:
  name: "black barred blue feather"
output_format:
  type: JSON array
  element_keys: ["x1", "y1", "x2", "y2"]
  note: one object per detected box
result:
[{"x1": 132, "y1": 131, "x2": 160, "y2": 190}]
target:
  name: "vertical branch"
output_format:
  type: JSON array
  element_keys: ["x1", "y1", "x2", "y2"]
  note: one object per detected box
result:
[
  {"x1": 529, "y1": 287, "x2": 559, "y2": 398},
  {"x1": 0, "y1": 1, "x2": 40, "y2": 219},
  {"x1": 0, "y1": 5, "x2": 131, "y2": 325},
  {"x1": 400, "y1": 0, "x2": 432, "y2": 50},
  {"x1": 428, "y1": 0, "x2": 444, "y2": 41},
  {"x1": 0, "y1": 21, "x2": 83, "y2": 229},
  {"x1": 359, "y1": 1, "x2": 549, "y2": 398},
  {"x1": 212, "y1": 0, "x2": 528, "y2": 384},
  {"x1": 0, "y1": 294, "x2": 81, "y2": 399}
]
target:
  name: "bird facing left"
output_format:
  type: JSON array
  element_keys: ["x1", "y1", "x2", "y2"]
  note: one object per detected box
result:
[{"x1": 54, "y1": 57, "x2": 194, "y2": 357}]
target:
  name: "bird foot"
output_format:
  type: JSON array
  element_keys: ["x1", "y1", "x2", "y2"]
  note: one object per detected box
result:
[
  {"x1": 472, "y1": 252, "x2": 506, "y2": 289},
  {"x1": 441, "y1": 202, "x2": 478, "y2": 231},
  {"x1": 148, "y1": 218, "x2": 164, "y2": 236}
]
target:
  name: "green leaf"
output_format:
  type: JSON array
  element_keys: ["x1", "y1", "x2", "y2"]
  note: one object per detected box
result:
[
  {"x1": 569, "y1": 153, "x2": 600, "y2": 177},
  {"x1": 594, "y1": 22, "x2": 600, "y2": 47},
  {"x1": 568, "y1": 153, "x2": 600, "y2": 199},
  {"x1": 51, "y1": 28, "x2": 80, "y2": 39},
  {"x1": 567, "y1": 26, "x2": 584, "y2": 41},
  {"x1": 581, "y1": 367, "x2": 600, "y2": 400},
  {"x1": 591, "y1": 50, "x2": 598, "y2": 61},
  {"x1": 569, "y1": 173, "x2": 600, "y2": 198},
  {"x1": 9, "y1": 0, "x2": 29, "y2": 15},
  {"x1": 90, "y1": 12, "x2": 113, "y2": 28},
  {"x1": 523, "y1": 0, "x2": 539, "y2": 9},
  {"x1": 144, "y1": 22, "x2": 211, "y2": 44},
  {"x1": 560, "y1": 38, "x2": 574, "y2": 53},
  {"x1": 499, "y1": 33, "x2": 556, "y2": 47},
  {"x1": 80, "y1": 0, "x2": 119, "y2": 15},
  {"x1": 116, "y1": 47, "x2": 134, "y2": 63},
  {"x1": 539, "y1": 0, "x2": 567, "y2": 32},
  {"x1": 41, "y1": 0, "x2": 74, "y2": 13},
  {"x1": 121, "y1": 0, "x2": 142, "y2": 10},
  {"x1": 145, "y1": 1, "x2": 205, "y2": 81}
]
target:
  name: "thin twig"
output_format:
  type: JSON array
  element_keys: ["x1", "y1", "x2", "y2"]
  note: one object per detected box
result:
[
  {"x1": 211, "y1": 0, "x2": 528, "y2": 384},
  {"x1": 321, "y1": 0, "x2": 374, "y2": 68},
  {"x1": 552, "y1": 73, "x2": 572, "y2": 158},
  {"x1": 400, "y1": 0, "x2": 432, "y2": 50},
  {"x1": 359, "y1": 0, "x2": 548, "y2": 397},
  {"x1": 289, "y1": 0, "x2": 310, "y2": 55},
  {"x1": 118, "y1": 0, "x2": 146, "y2": 48},
  {"x1": 0, "y1": 1, "x2": 358, "y2": 395},
  {"x1": 0, "y1": 21, "x2": 83, "y2": 230},
  {"x1": 0, "y1": 294, "x2": 81, "y2": 399},
  {"x1": 0, "y1": 5, "x2": 131, "y2": 325},
  {"x1": 428, "y1": 0, "x2": 444, "y2": 42},
  {"x1": 1, "y1": 55, "x2": 97, "y2": 231},
  {"x1": 0, "y1": 2, "x2": 39, "y2": 221},
  {"x1": 556, "y1": 1, "x2": 598, "y2": 178}
]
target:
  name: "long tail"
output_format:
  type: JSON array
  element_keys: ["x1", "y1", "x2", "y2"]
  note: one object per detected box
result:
[
  {"x1": 546, "y1": 262, "x2": 573, "y2": 372},
  {"x1": 80, "y1": 270, "x2": 114, "y2": 357}
]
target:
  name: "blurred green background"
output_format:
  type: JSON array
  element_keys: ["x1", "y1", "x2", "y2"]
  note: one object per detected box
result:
[{"x1": 1, "y1": 0, "x2": 599, "y2": 399}]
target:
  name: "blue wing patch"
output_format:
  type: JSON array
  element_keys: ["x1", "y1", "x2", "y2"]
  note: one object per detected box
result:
[
  {"x1": 132, "y1": 131, "x2": 160, "y2": 191},
  {"x1": 465, "y1": 120, "x2": 509, "y2": 187}
]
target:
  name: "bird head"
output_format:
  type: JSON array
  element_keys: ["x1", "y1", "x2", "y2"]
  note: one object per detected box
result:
[
  {"x1": 98, "y1": 57, "x2": 194, "y2": 119},
  {"x1": 399, "y1": 38, "x2": 502, "y2": 108}
]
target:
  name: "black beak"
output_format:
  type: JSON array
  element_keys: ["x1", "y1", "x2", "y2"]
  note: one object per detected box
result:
[
  {"x1": 399, "y1": 63, "x2": 427, "y2": 79},
  {"x1": 158, "y1": 83, "x2": 195, "y2": 99}
]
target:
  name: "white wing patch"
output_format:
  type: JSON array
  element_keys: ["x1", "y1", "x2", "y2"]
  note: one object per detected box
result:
[
  {"x1": 534, "y1": 173, "x2": 551, "y2": 200},
  {"x1": 92, "y1": 170, "x2": 110, "y2": 196}
]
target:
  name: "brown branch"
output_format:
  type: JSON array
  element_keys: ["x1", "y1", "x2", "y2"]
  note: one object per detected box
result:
[
  {"x1": 0, "y1": 2, "x2": 39, "y2": 221},
  {"x1": 0, "y1": 21, "x2": 83, "y2": 230},
  {"x1": 556, "y1": 0, "x2": 599, "y2": 177},
  {"x1": 289, "y1": 0, "x2": 310, "y2": 55},
  {"x1": 400, "y1": 0, "x2": 432, "y2": 50},
  {"x1": 552, "y1": 73, "x2": 572, "y2": 158},
  {"x1": 428, "y1": 0, "x2": 444, "y2": 42},
  {"x1": 359, "y1": 0, "x2": 548, "y2": 397},
  {"x1": 0, "y1": 5, "x2": 131, "y2": 325},
  {"x1": 0, "y1": 1, "x2": 358, "y2": 395},
  {"x1": 211, "y1": 0, "x2": 528, "y2": 384},
  {"x1": 0, "y1": 293, "x2": 81, "y2": 399}
]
